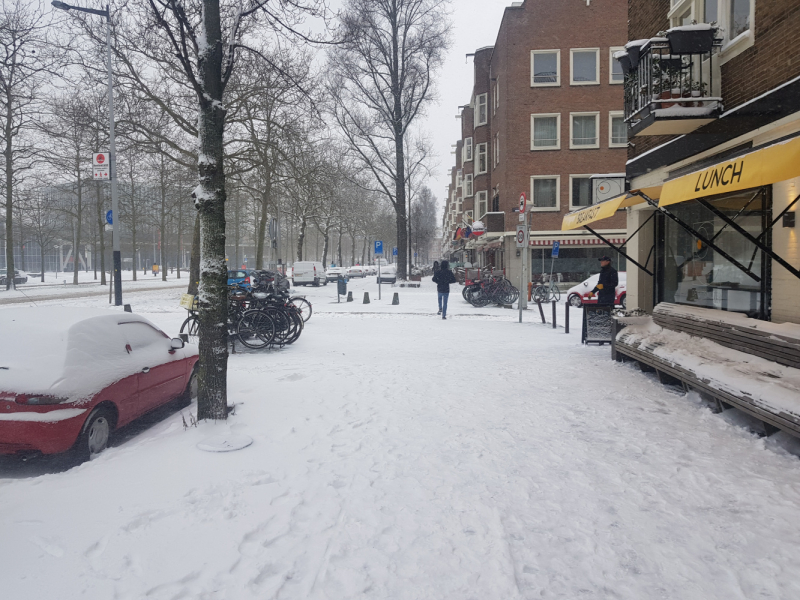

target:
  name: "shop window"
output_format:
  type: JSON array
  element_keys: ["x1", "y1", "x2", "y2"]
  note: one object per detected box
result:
[{"x1": 659, "y1": 187, "x2": 769, "y2": 319}]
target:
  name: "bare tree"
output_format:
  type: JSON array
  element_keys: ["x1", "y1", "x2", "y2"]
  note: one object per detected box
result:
[
  {"x1": 0, "y1": 0, "x2": 59, "y2": 289},
  {"x1": 20, "y1": 186, "x2": 62, "y2": 282},
  {"x1": 328, "y1": 0, "x2": 450, "y2": 280}
]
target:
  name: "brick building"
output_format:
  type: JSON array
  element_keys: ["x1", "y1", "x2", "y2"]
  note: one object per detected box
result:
[
  {"x1": 563, "y1": 0, "x2": 800, "y2": 324},
  {"x1": 442, "y1": 0, "x2": 628, "y2": 288}
]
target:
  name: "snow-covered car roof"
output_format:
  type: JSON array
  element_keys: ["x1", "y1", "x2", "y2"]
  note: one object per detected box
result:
[{"x1": 0, "y1": 307, "x2": 196, "y2": 401}]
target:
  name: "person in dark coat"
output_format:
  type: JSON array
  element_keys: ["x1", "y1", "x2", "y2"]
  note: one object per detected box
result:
[
  {"x1": 432, "y1": 260, "x2": 457, "y2": 319},
  {"x1": 589, "y1": 256, "x2": 618, "y2": 306},
  {"x1": 433, "y1": 261, "x2": 440, "y2": 274}
]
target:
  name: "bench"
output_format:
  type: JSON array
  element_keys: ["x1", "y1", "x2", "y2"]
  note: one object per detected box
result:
[{"x1": 614, "y1": 303, "x2": 800, "y2": 438}]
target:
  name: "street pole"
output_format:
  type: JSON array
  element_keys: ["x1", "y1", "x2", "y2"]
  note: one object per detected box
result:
[
  {"x1": 519, "y1": 211, "x2": 529, "y2": 323},
  {"x1": 106, "y1": 6, "x2": 121, "y2": 305}
]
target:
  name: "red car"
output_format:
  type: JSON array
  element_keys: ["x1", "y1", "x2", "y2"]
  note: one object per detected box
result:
[{"x1": 0, "y1": 307, "x2": 198, "y2": 460}]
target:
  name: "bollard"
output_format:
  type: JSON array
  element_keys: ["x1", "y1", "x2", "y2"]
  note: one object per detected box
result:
[
  {"x1": 124, "y1": 304, "x2": 132, "y2": 313},
  {"x1": 565, "y1": 301, "x2": 570, "y2": 334},
  {"x1": 363, "y1": 291, "x2": 370, "y2": 304},
  {"x1": 552, "y1": 300, "x2": 557, "y2": 329},
  {"x1": 536, "y1": 301, "x2": 546, "y2": 324},
  {"x1": 347, "y1": 291, "x2": 353, "y2": 302},
  {"x1": 392, "y1": 292, "x2": 399, "y2": 305}
]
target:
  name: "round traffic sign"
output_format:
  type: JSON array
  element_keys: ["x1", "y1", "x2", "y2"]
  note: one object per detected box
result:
[
  {"x1": 519, "y1": 192, "x2": 527, "y2": 213},
  {"x1": 96, "y1": 153, "x2": 105, "y2": 164},
  {"x1": 516, "y1": 229, "x2": 525, "y2": 245}
]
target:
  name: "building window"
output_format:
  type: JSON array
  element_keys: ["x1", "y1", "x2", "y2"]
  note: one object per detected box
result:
[
  {"x1": 609, "y1": 112, "x2": 627, "y2": 147},
  {"x1": 476, "y1": 143, "x2": 488, "y2": 174},
  {"x1": 531, "y1": 113, "x2": 560, "y2": 150},
  {"x1": 570, "y1": 48, "x2": 599, "y2": 85},
  {"x1": 466, "y1": 210, "x2": 473, "y2": 225},
  {"x1": 475, "y1": 94, "x2": 488, "y2": 127},
  {"x1": 531, "y1": 50, "x2": 560, "y2": 86},
  {"x1": 493, "y1": 78, "x2": 499, "y2": 114},
  {"x1": 698, "y1": 1, "x2": 753, "y2": 51},
  {"x1": 530, "y1": 176, "x2": 560, "y2": 211},
  {"x1": 464, "y1": 173, "x2": 473, "y2": 197},
  {"x1": 463, "y1": 137, "x2": 473, "y2": 162},
  {"x1": 456, "y1": 169, "x2": 463, "y2": 188},
  {"x1": 570, "y1": 112, "x2": 599, "y2": 149},
  {"x1": 476, "y1": 191, "x2": 488, "y2": 219},
  {"x1": 609, "y1": 47, "x2": 624, "y2": 84},
  {"x1": 493, "y1": 133, "x2": 499, "y2": 167},
  {"x1": 570, "y1": 175, "x2": 593, "y2": 209}
]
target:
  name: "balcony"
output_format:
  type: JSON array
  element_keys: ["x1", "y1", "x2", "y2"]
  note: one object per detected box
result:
[{"x1": 620, "y1": 27, "x2": 723, "y2": 137}]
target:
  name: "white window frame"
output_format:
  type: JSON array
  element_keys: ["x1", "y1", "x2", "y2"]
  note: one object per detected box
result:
[
  {"x1": 466, "y1": 210, "x2": 474, "y2": 225},
  {"x1": 476, "y1": 143, "x2": 488, "y2": 174},
  {"x1": 569, "y1": 174, "x2": 595, "y2": 210},
  {"x1": 530, "y1": 113, "x2": 561, "y2": 151},
  {"x1": 464, "y1": 173, "x2": 473, "y2": 197},
  {"x1": 476, "y1": 191, "x2": 488, "y2": 219},
  {"x1": 570, "y1": 48, "x2": 600, "y2": 86},
  {"x1": 493, "y1": 133, "x2": 499, "y2": 168},
  {"x1": 609, "y1": 46, "x2": 624, "y2": 84},
  {"x1": 569, "y1": 112, "x2": 600, "y2": 149},
  {"x1": 474, "y1": 93, "x2": 488, "y2": 127},
  {"x1": 670, "y1": 0, "x2": 755, "y2": 64},
  {"x1": 493, "y1": 78, "x2": 500, "y2": 114},
  {"x1": 609, "y1": 111, "x2": 627, "y2": 148},
  {"x1": 463, "y1": 137, "x2": 473, "y2": 162},
  {"x1": 531, "y1": 49, "x2": 561, "y2": 87},
  {"x1": 530, "y1": 175, "x2": 561, "y2": 212}
]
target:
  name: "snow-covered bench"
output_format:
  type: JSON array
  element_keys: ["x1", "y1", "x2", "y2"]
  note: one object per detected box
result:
[{"x1": 613, "y1": 303, "x2": 800, "y2": 438}]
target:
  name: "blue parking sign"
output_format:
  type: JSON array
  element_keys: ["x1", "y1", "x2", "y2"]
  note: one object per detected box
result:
[
  {"x1": 552, "y1": 241, "x2": 560, "y2": 258},
  {"x1": 392, "y1": 247, "x2": 398, "y2": 256},
  {"x1": 374, "y1": 240, "x2": 383, "y2": 255}
]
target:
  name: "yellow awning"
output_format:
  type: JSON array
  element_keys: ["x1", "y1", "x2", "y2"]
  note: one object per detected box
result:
[
  {"x1": 660, "y1": 136, "x2": 800, "y2": 207},
  {"x1": 561, "y1": 194, "x2": 645, "y2": 231}
]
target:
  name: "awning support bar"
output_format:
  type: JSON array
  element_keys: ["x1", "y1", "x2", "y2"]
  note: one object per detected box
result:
[
  {"x1": 583, "y1": 225, "x2": 653, "y2": 276},
  {"x1": 618, "y1": 211, "x2": 657, "y2": 251},
  {"x1": 697, "y1": 197, "x2": 800, "y2": 281},
  {"x1": 632, "y1": 191, "x2": 761, "y2": 282},
  {"x1": 709, "y1": 189, "x2": 762, "y2": 244},
  {"x1": 758, "y1": 192, "x2": 800, "y2": 241}
]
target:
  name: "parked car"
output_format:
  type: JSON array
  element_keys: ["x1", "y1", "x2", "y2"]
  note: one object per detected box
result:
[
  {"x1": 566, "y1": 272, "x2": 627, "y2": 308},
  {"x1": 346, "y1": 266, "x2": 366, "y2": 278},
  {"x1": 227, "y1": 269, "x2": 251, "y2": 288},
  {"x1": 377, "y1": 264, "x2": 397, "y2": 284},
  {"x1": 0, "y1": 269, "x2": 28, "y2": 285},
  {"x1": 292, "y1": 261, "x2": 326, "y2": 286},
  {"x1": 326, "y1": 267, "x2": 347, "y2": 282},
  {"x1": 0, "y1": 307, "x2": 198, "y2": 461}
]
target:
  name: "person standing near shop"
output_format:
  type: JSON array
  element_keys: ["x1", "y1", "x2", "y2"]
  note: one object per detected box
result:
[
  {"x1": 588, "y1": 256, "x2": 618, "y2": 306},
  {"x1": 432, "y1": 260, "x2": 456, "y2": 319}
]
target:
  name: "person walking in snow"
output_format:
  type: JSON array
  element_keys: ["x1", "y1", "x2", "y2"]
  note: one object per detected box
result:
[
  {"x1": 433, "y1": 260, "x2": 440, "y2": 274},
  {"x1": 432, "y1": 260, "x2": 456, "y2": 319},
  {"x1": 588, "y1": 256, "x2": 618, "y2": 306}
]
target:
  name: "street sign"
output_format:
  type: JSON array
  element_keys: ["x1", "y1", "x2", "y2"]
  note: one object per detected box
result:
[
  {"x1": 552, "y1": 240, "x2": 560, "y2": 258},
  {"x1": 392, "y1": 247, "x2": 398, "y2": 256},
  {"x1": 518, "y1": 192, "x2": 527, "y2": 221},
  {"x1": 106, "y1": 209, "x2": 113, "y2": 225},
  {"x1": 515, "y1": 225, "x2": 527, "y2": 248},
  {"x1": 93, "y1": 152, "x2": 110, "y2": 180},
  {"x1": 374, "y1": 240, "x2": 384, "y2": 255}
]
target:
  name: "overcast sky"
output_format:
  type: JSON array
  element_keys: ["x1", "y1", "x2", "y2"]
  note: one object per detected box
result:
[{"x1": 324, "y1": 0, "x2": 514, "y2": 219}]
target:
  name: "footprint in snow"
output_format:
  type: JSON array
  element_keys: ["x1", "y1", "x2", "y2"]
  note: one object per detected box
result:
[{"x1": 30, "y1": 536, "x2": 64, "y2": 558}]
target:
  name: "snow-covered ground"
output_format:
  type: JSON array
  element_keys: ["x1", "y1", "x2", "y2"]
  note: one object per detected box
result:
[{"x1": 3, "y1": 278, "x2": 800, "y2": 599}]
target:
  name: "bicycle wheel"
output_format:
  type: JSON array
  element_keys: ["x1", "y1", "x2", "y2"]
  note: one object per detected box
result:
[
  {"x1": 180, "y1": 314, "x2": 200, "y2": 343},
  {"x1": 266, "y1": 307, "x2": 292, "y2": 345},
  {"x1": 290, "y1": 297, "x2": 312, "y2": 322},
  {"x1": 549, "y1": 286, "x2": 561, "y2": 303},
  {"x1": 532, "y1": 285, "x2": 547, "y2": 304},
  {"x1": 236, "y1": 309, "x2": 276, "y2": 349},
  {"x1": 285, "y1": 311, "x2": 304, "y2": 344}
]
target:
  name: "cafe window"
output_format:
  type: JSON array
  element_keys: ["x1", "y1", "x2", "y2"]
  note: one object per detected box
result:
[{"x1": 658, "y1": 187, "x2": 770, "y2": 319}]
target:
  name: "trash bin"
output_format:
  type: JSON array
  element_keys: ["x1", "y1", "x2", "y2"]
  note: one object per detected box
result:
[{"x1": 337, "y1": 276, "x2": 347, "y2": 296}]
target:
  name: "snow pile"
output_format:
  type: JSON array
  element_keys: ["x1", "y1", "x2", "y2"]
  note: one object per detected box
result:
[{"x1": 618, "y1": 316, "x2": 800, "y2": 418}]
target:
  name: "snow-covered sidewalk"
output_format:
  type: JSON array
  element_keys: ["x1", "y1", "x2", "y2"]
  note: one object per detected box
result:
[{"x1": 3, "y1": 284, "x2": 800, "y2": 599}]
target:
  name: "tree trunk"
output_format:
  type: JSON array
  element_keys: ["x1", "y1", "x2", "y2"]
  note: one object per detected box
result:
[
  {"x1": 255, "y1": 176, "x2": 271, "y2": 269},
  {"x1": 176, "y1": 194, "x2": 182, "y2": 279},
  {"x1": 361, "y1": 236, "x2": 367, "y2": 265},
  {"x1": 336, "y1": 228, "x2": 343, "y2": 267},
  {"x1": 296, "y1": 216, "x2": 306, "y2": 261},
  {"x1": 5, "y1": 97, "x2": 15, "y2": 290},
  {"x1": 350, "y1": 231, "x2": 356, "y2": 265},
  {"x1": 188, "y1": 211, "x2": 200, "y2": 295}
]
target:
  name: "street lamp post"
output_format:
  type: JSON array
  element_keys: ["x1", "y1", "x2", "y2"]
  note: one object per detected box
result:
[{"x1": 52, "y1": 2, "x2": 122, "y2": 305}]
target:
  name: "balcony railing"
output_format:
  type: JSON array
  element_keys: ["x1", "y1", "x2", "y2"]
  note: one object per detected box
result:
[{"x1": 620, "y1": 30, "x2": 722, "y2": 137}]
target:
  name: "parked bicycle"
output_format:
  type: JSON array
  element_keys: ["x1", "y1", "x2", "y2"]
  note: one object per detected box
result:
[
  {"x1": 463, "y1": 272, "x2": 520, "y2": 307},
  {"x1": 531, "y1": 277, "x2": 561, "y2": 303}
]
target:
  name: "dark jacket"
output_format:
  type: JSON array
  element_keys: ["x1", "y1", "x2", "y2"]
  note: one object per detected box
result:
[
  {"x1": 592, "y1": 264, "x2": 618, "y2": 305},
  {"x1": 432, "y1": 261, "x2": 456, "y2": 293}
]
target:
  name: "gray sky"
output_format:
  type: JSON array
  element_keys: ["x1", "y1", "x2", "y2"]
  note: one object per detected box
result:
[{"x1": 323, "y1": 0, "x2": 513, "y2": 218}]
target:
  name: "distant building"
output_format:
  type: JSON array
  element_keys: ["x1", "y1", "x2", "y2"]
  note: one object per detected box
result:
[{"x1": 442, "y1": 0, "x2": 628, "y2": 284}]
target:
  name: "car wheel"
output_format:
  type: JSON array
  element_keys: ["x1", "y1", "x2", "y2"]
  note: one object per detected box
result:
[
  {"x1": 178, "y1": 367, "x2": 198, "y2": 408},
  {"x1": 77, "y1": 406, "x2": 114, "y2": 461},
  {"x1": 620, "y1": 294, "x2": 627, "y2": 309},
  {"x1": 568, "y1": 294, "x2": 583, "y2": 308}
]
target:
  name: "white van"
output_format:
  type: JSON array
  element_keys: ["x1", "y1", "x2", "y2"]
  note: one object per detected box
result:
[{"x1": 292, "y1": 261, "x2": 326, "y2": 286}]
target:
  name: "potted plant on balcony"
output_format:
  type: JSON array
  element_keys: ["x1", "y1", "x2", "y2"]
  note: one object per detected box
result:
[{"x1": 666, "y1": 24, "x2": 718, "y2": 54}]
